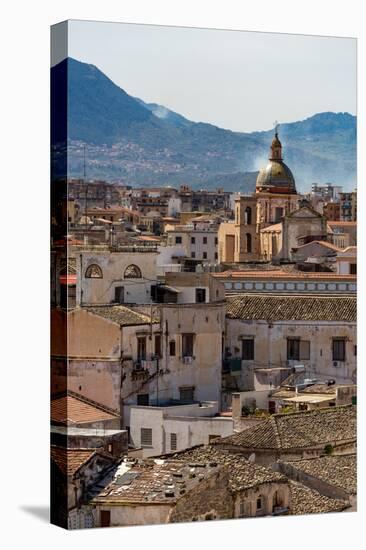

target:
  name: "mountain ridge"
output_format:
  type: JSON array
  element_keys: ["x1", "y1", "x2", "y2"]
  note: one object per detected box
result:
[{"x1": 52, "y1": 57, "x2": 357, "y2": 192}]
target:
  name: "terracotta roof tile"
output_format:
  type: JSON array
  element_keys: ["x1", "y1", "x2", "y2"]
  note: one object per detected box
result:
[
  {"x1": 162, "y1": 445, "x2": 286, "y2": 492},
  {"x1": 92, "y1": 459, "x2": 221, "y2": 504},
  {"x1": 284, "y1": 454, "x2": 356, "y2": 495},
  {"x1": 215, "y1": 406, "x2": 356, "y2": 450},
  {"x1": 51, "y1": 391, "x2": 119, "y2": 426},
  {"x1": 226, "y1": 294, "x2": 356, "y2": 322},
  {"x1": 51, "y1": 446, "x2": 96, "y2": 476},
  {"x1": 85, "y1": 305, "x2": 157, "y2": 326},
  {"x1": 289, "y1": 481, "x2": 349, "y2": 514}
]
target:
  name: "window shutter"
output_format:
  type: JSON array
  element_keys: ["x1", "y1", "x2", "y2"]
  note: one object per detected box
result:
[
  {"x1": 299, "y1": 340, "x2": 310, "y2": 360},
  {"x1": 141, "y1": 428, "x2": 152, "y2": 446},
  {"x1": 170, "y1": 433, "x2": 177, "y2": 451}
]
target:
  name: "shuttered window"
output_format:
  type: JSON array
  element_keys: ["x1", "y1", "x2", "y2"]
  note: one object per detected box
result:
[
  {"x1": 287, "y1": 339, "x2": 310, "y2": 360},
  {"x1": 299, "y1": 340, "x2": 310, "y2": 360},
  {"x1": 170, "y1": 433, "x2": 177, "y2": 451},
  {"x1": 180, "y1": 387, "x2": 194, "y2": 402},
  {"x1": 141, "y1": 428, "x2": 152, "y2": 447},
  {"x1": 333, "y1": 338, "x2": 346, "y2": 361}
]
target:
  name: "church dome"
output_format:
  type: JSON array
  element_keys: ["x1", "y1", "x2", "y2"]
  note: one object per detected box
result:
[{"x1": 256, "y1": 129, "x2": 297, "y2": 194}]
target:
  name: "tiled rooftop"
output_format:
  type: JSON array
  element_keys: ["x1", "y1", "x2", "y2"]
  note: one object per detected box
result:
[
  {"x1": 92, "y1": 458, "x2": 221, "y2": 504},
  {"x1": 289, "y1": 481, "x2": 349, "y2": 515},
  {"x1": 296, "y1": 240, "x2": 342, "y2": 252},
  {"x1": 162, "y1": 445, "x2": 286, "y2": 492},
  {"x1": 85, "y1": 305, "x2": 157, "y2": 326},
  {"x1": 284, "y1": 454, "x2": 356, "y2": 495},
  {"x1": 214, "y1": 406, "x2": 356, "y2": 450},
  {"x1": 51, "y1": 391, "x2": 120, "y2": 426},
  {"x1": 51, "y1": 446, "x2": 96, "y2": 476},
  {"x1": 226, "y1": 294, "x2": 356, "y2": 322}
]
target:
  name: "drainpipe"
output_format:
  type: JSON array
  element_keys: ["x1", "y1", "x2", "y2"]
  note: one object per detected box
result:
[
  {"x1": 119, "y1": 325, "x2": 124, "y2": 429},
  {"x1": 79, "y1": 253, "x2": 83, "y2": 306}
]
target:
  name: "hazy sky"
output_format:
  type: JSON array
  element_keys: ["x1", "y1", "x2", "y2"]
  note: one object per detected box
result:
[{"x1": 64, "y1": 20, "x2": 356, "y2": 133}]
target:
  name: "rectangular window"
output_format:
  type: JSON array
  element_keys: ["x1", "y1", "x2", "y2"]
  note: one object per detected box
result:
[
  {"x1": 191, "y1": 251, "x2": 196, "y2": 258},
  {"x1": 180, "y1": 386, "x2": 194, "y2": 402},
  {"x1": 203, "y1": 251, "x2": 207, "y2": 259},
  {"x1": 170, "y1": 433, "x2": 177, "y2": 451},
  {"x1": 175, "y1": 236, "x2": 182, "y2": 244},
  {"x1": 191, "y1": 236, "x2": 195, "y2": 244},
  {"x1": 141, "y1": 427, "x2": 152, "y2": 447},
  {"x1": 242, "y1": 339, "x2": 254, "y2": 360},
  {"x1": 274, "y1": 207, "x2": 283, "y2": 222},
  {"x1": 182, "y1": 333, "x2": 194, "y2": 357},
  {"x1": 169, "y1": 340, "x2": 176, "y2": 356},
  {"x1": 137, "y1": 394, "x2": 149, "y2": 406},
  {"x1": 287, "y1": 338, "x2": 300, "y2": 360},
  {"x1": 203, "y1": 236, "x2": 207, "y2": 244},
  {"x1": 333, "y1": 338, "x2": 346, "y2": 361},
  {"x1": 215, "y1": 252, "x2": 218, "y2": 260},
  {"x1": 256, "y1": 497, "x2": 262, "y2": 510},
  {"x1": 137, "y1": 337, "x2": 147, "y2": 361},
  {"x1": 195, "y1": 288, "x2": 206, "y2": 303},
  {"x1": 350, "y1": 263, "x2": 357, "y2": 274},
  {"x1": 215, "y1": 237, "x2": 218, "y2": 245},
  {"x1": 154, "y1": 334, "x2": 162, "y2": 358}
]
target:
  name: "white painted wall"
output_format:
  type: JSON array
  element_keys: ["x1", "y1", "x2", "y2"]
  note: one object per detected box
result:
[{"x1": 128, "y1": 403, "x2": 233, "y2": 457}]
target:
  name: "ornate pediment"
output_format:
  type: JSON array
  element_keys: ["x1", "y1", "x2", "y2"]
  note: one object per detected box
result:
[{"x1": 288, "y1": 206, "x2": 322, "y2": 219}]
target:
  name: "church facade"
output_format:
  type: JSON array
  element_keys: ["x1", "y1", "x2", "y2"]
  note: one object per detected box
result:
[{"x1": 218, "y1": 130, "x2": 327, "y2": 263}]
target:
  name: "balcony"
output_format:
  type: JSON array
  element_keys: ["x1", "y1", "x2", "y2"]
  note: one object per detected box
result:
[{"x1": 131, "y1": 359, "x2": 158, "y2": 381}]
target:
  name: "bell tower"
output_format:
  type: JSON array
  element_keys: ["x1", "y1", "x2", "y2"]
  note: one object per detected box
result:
[{"x1": 234, "y1": 195, "x2": 259, "y2": 261}]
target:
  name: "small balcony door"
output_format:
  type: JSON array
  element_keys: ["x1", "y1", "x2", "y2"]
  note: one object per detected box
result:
[{"x1": 114, "y1": 286, "x2": 124, "y2": 304}]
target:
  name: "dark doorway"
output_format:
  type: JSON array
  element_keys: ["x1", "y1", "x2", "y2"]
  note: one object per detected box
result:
[
  {"x1": 114, "y1": 286, "x2": 124, "y2": 304},
  {"x1": 100, "y1": 510, "x2": 110, "y2": 527}
]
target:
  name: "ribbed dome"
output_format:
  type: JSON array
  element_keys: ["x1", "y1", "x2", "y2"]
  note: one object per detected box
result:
[
  {"x1": 256, "y1": 130, "x2": 297, "y2": 194},
  {"x1": 256, "y1": 160, "x2": 296, "y2": 194}
]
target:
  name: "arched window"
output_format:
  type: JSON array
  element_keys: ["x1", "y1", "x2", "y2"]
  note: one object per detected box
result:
[
  {"x1": 85, "y1": 264, "x2": 103, "y2": 278},
  {"x1": 244, "y1": 206, "x2": 252, "y2": 225},
  {"x1": 246, "y1": 233, "x2": 252, "y2": 253},
  {"x1": 124, "y1": 264, "x2": 142, "y2": 279}
]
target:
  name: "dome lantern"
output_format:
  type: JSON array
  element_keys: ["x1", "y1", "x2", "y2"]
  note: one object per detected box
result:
[
  {"x1": 255, "y1": 124, "x2": 297, "y2": 195},
  {"x1": 270, "y1": 128, "x2": 282, "y2": 161}
]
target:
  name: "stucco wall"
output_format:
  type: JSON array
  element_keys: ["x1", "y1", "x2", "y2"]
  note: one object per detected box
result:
[
  {"x1": 66, "y1": 309, "x2": 121, "y2": 358},
  {"x1": 77, "y1": 250, "x2": 157, "y2": 305},
  {"x1": 67, "y1": 359, "x2": 122, "y2": 410},
  {"x1": 226, "y1": 318, "x2": 356, "y2": 385},
  {"x1": 95, "y1": 503, "x2": 172, "y2": 527}
]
